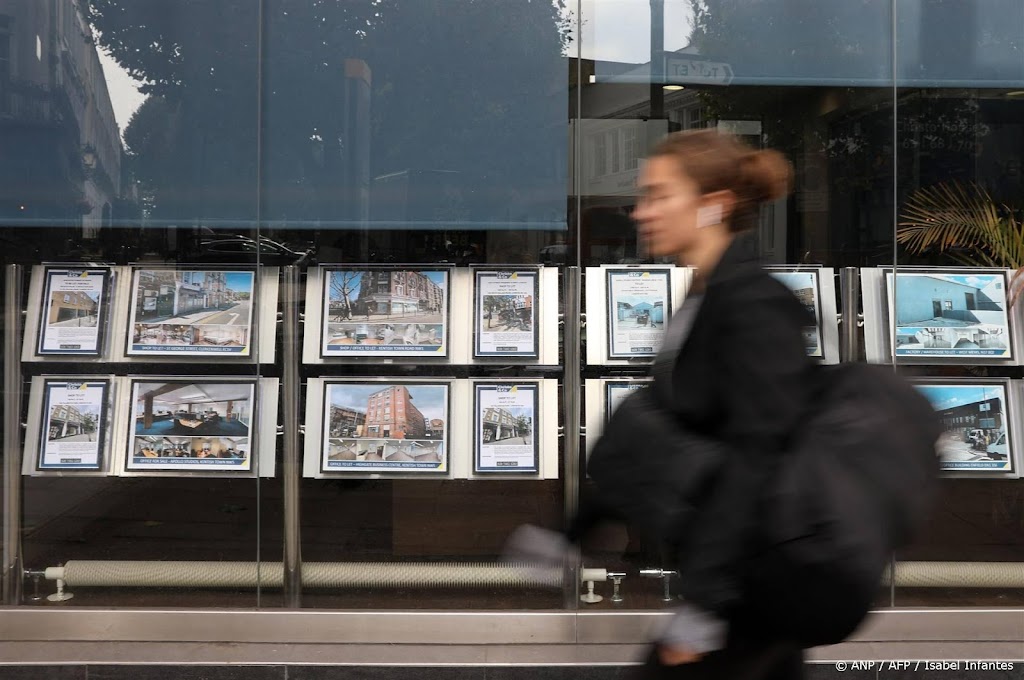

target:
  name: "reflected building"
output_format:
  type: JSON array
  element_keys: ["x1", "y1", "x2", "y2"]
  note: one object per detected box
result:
[{"x1": 0, "y1": 0, "x2": 121, "y2": 231}]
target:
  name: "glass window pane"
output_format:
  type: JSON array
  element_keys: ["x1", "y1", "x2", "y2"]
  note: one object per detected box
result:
[
  {"x1": 579, "y1": 0, "x2": 896, "y2": 612},
  {"x1": 2, "y1": 0, "x2": 264, "y2": 608}
]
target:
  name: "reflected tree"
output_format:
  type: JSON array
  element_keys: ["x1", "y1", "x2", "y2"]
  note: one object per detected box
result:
[
  {"x1": 686, "y1": 0, "x2": 887, "y2": 79},
  {"x1": 87, "y1": 0, "x2": 570, "y2": 232}
]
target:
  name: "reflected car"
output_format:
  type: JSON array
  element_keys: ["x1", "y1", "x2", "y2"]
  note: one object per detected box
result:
[{"x1": 191, "y1": 235, "x2": 315, "y2": 266}]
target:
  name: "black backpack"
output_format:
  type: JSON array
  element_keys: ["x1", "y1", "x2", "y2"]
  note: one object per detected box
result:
[
  {"x1": 588, "y1": 362, "x2": 941, "y2": 648},
  {"x1": 739, "y1": 362, "x2": 941, "y2": 646}
]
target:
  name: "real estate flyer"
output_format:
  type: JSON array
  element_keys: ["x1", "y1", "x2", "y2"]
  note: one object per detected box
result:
[
  {"x1": 321, "y1": 269, "x2": 449, "y2": 358},
  {"x1": 474, "y1": 270, "x2": 538, "y2": 357},
  {"x1": 38, "y1": 267, "x2": 109, "y2": 355},
  {"x1": 127, "y1": 380, "x2": 255, "y2": 471},
  {"x1": 605, "y1": 380, "x2": 648, "y2": 423},
  {"x1": 887, "y1": 271, "x2": 1012, "y2": 359},
  {"x1": 38, "y1": 379, "x2": 109, "y2": 470},
  {"x1": 769, "y1": 270, "x2": 824, "y2": 358},
  {"x1": 914, "y1": 382, "x2": 1014, "y2": 472},
  {"x1": 126, "y1": 269, "x2": 256, "y2": 356},
  {"x1": 321, "y1": 381, "x2": 449, "y2": 472},
  {"x1": 606, "y1": 268, "x2": 671, "y2": 358},
  {"x1": 474, "y1": 383, "x2": 539, "y2": 473}
]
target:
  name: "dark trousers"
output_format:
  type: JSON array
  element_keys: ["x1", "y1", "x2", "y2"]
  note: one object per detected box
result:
[{"x1": 635, "y1": 637, "x2": 803, "y2": 680}]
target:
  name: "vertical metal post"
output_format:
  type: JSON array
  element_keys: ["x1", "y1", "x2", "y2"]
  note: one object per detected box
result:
[
  {"x1": 649, "y1": 0, "x2": 665, "y2": 120},
  {"x1": 562, "y1": 267, "x2": 582, "y2": 607},
  {"x1": 840, "y1": 267, "x2": 861, "y2": 363},
  {"x1": 281, "y1": 265, "x2": 302, "y2": 608},
  {"x1": 3, "y1": 264, "x2": 24, "y2": 605}
]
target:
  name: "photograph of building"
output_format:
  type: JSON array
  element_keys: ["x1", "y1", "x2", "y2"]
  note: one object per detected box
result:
[
  {"x1": 481, "y1": 407, "x2": 533, "y2": 446},
  {"x1": 324, "y1": 270, "x2": 447, "y2": 353},
  {"x1": 892, "y1": 273, "x2": 1009, "y2": 353},
  {"x1": 328, "y1": 405, "x2": 367, "y2": 438},
  {"x1": 47, "y1": 290, "x2": 100, "y2": 326},
  {"x1": 328, "y1": 270, "x2": 445, "y2": 321},
  {"x1": 614, "y1": 298, "x2": 664, "y2": 328},
  {"x1": 364, "y1": 385, "x2": 426, "y2": 439},
  {"x1": 133, "y1": 270, "x2": 253, "y2": 325},
  {"x1": 915, "y1": 384, "x2": 1011, "y2": 468},
  {"x1": 46, "y1": 403, "x2": 99, "y2": 442},
  {"x1": 325, "y1": 383, "x2": 447, "y2": 442},
  {"x1": 770, "y1": 271, "x2": 822, "y2": 356},
  {"x1": 481, "y1": 293, "x2": 533, "y2": 332}
]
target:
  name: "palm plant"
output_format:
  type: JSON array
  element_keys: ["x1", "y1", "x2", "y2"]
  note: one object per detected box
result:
[{"x1": 897, "y1": 181, "x2": 1024, "y2": 307}]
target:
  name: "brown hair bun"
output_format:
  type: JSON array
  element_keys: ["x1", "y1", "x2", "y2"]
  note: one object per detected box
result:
[{"x1": 740, "y1": 149, "x2": 793, "y2": 203}]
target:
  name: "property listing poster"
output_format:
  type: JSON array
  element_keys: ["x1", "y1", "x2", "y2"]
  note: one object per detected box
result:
[
  {"x1": 474, "y1": 270, "x2": 538, "y2": 357},
  {"x1": 769, "y1": 270, "x2": 824, "y2": 358},
  {"x1": 914, "y1": 382, "x2": 1014, "y2": 472},
  {"x1": 605, "y1": 380, "x2": 648, "y2": 423},
  {"x1": 321, "y1": 269, "x2": 449, "y2": 358},
  {"x1": 127, "y1": 380, "x2": 255, "y2": 472},
  {"x1": 38, "y1": 379, "x2": 109, "y2": 470},
  {"x1": 474, "y1": 383, "x2": 540, "y2": 473},
  {"x1": 127, "y1": 269, "x2": 256, "y2": 357},
  {"x1": 321, "y1": 382, "x2": 449, "y2": 472},
  {"x1": 887, "y1": 271, "x2": 1012, "y2": 359},
  {"x1": 606, "y1": 269, "x2": 671, "y2": 358},
  {"x1": 37, "y1": 267, "x2": 110, "y2": 355}
]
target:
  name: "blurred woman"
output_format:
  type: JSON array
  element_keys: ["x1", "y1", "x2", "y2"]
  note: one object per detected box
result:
[
  {"x1": 506, "y1": 129, "x2": 812, "y2": 679},
  {"x1": 627, "y1": 130, "x2": 812, "y2": 679}
]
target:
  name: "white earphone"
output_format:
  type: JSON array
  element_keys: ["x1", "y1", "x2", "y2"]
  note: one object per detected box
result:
[{"x1": 696, "y1": 205, "x2": 722, "y2": 229}]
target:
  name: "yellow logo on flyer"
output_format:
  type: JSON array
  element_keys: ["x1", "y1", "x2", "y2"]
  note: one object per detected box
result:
[
  {"x1": 510, "y1": 272, "x2": 518, "y2": 279},
  {"x1": 510, "y1": 386, "x2": 518, "y2": 393},
  {"x1": 642, "y1": 271, "x2": 651, "y2": 278},
  {"x1": 436, "y1": 345, "x2": 444, "y2": 352},
  {"x1": 78, "y1": 383, "x2": 89, "y2": 390},
  {"x1": 79, "y1": 271, "x2": 90, "y2": 278}
]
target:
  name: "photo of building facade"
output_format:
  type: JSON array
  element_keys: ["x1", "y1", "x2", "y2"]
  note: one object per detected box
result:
[
  {"x1": 481, "y1": 407, "x2": 516, "y2": 443},
  {"x1": 328, "y1": 269, "x2": 445, "y2": 320},
  {"x1": 894, "y1": 274, "x2": 1005, "y2": 327},
  {"x1": 328, "y1": 405, "x2": 367, "y2": 438},
  {"x1": 615, "y1": 299, "x2": 664, "y2": 327},
  {"x1": 357, "y1": 270, "x2": 443, "y2": 315},
  {"x1": 915, "y1": 383, "x2": 1012, "y2": 469},
  {"x1": 364, "y1": 385, "x2": 427, "y2": 439},
  {"x1": 134, "y1": 270, "x2": 238, "y2": 322},
  {"x1": 47, "y1": 291, "x2": 99, "y2": 324},
  {"x1": 46, "y1": 404, "x2": 96, "y2": 441}
]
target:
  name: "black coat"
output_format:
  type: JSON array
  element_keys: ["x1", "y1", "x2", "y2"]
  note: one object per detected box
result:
[
  {"x1": 581, "y1": 234, "x2": 817, "y2": 618},
  {"x1": 662, "y1": 234, "x2": 815, "y2": 455},
  {"x1": 658, "y1": 234, "x2": 817, "y2": 618}
]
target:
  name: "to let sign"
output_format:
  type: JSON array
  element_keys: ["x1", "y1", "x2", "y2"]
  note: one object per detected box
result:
[{"x1": 664, "y1": 56, "x2": 734, "y2": 86}]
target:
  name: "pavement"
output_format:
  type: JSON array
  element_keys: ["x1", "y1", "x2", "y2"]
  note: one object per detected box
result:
[{"x1": 142, "y1": 302, "x2": 250, "y2": 326}]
